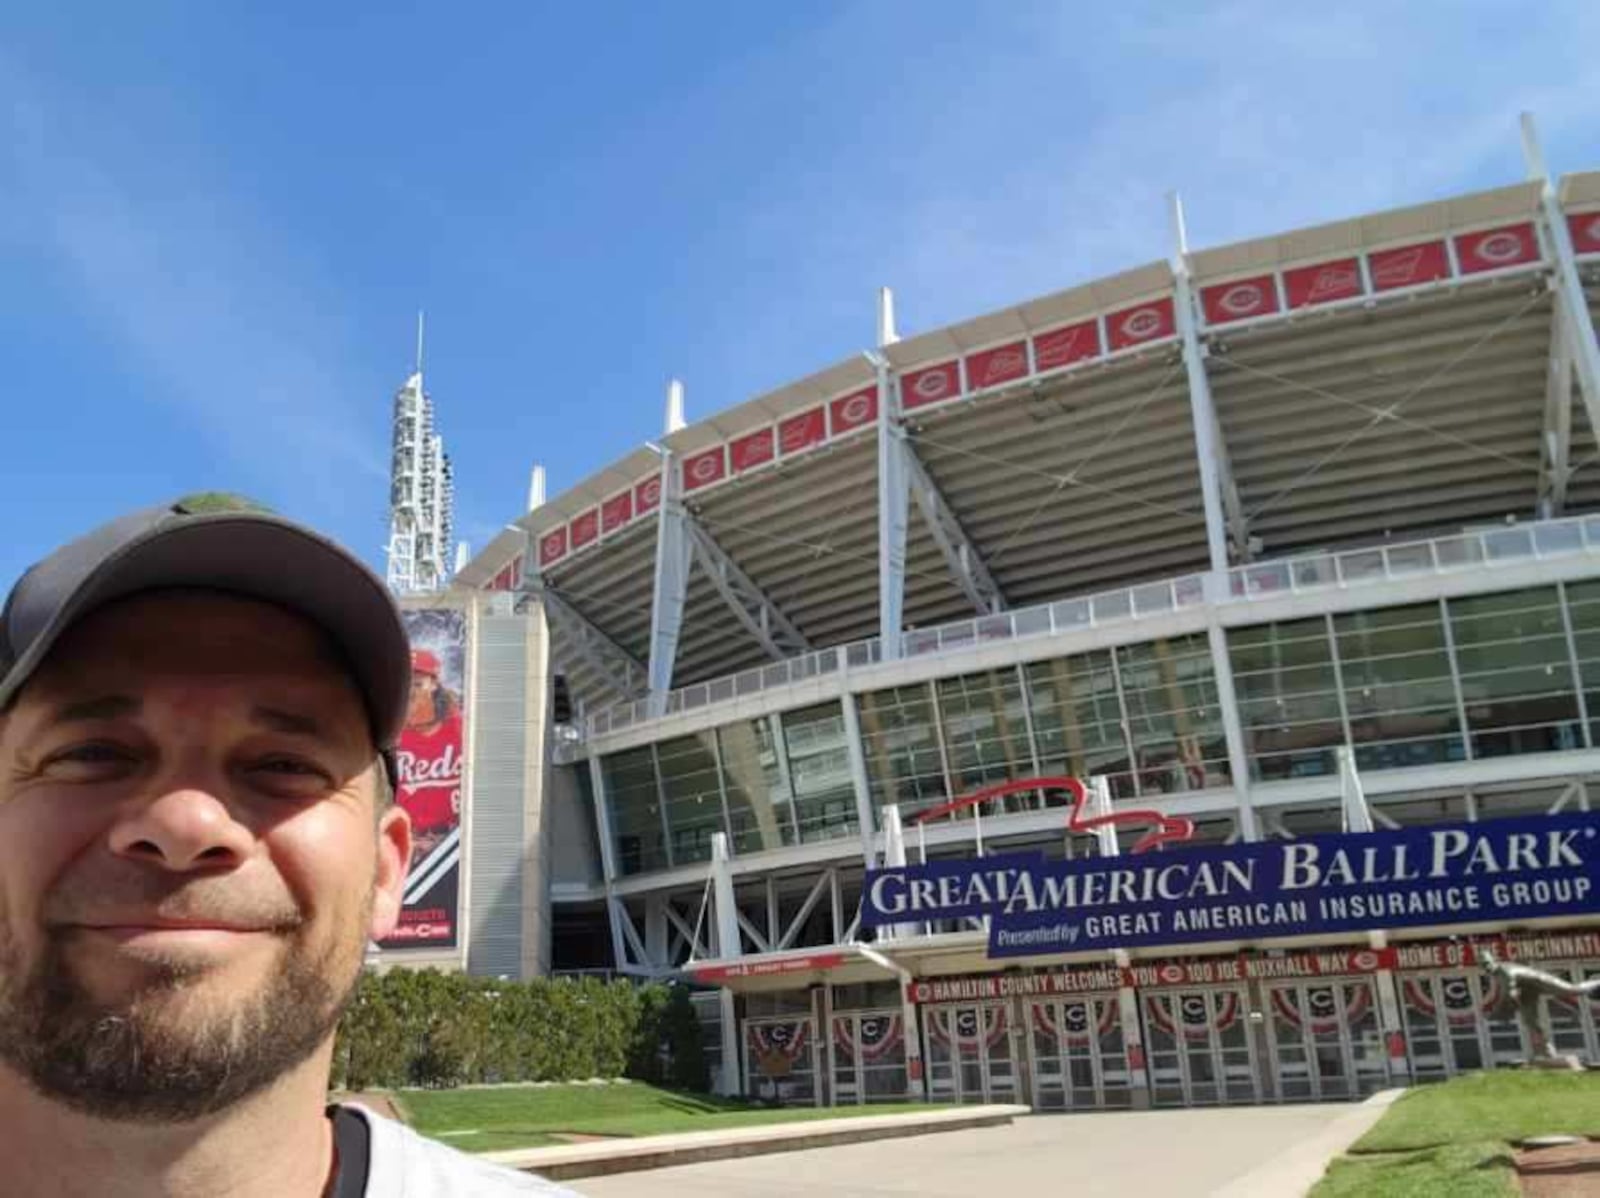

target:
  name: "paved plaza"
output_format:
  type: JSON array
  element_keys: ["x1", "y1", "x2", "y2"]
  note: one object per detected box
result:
[{"x1": 572, "y1": 1102, "x2": 1371, "y2": 1196}]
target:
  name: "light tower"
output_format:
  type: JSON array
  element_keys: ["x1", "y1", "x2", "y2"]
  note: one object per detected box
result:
[{"x1": 385, "y1": 313, "x2": 456, "y2": 595}]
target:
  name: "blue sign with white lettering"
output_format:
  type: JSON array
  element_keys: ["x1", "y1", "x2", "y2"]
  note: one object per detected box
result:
[{"x1": 860, "y1": 813, "x2": 1600, "y2": 958}]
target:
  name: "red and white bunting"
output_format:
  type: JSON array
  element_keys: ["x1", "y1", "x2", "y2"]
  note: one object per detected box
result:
[
  {"x1": 601, "y1": 490, "x2": 633, "y2": 534},
  {"x1": 1569, "y1": 211, "x2": 1600, "y2": 255},
  {"x1": 1032, "y1": 319, "x2": 1101, "y2": 370},
  {"x1": 635, "y1": 474, "x2": 662, "y2": 516},
  {"x1": 730, "y1": 427, "x2": 775, "y2": 474},
  {"x1": 1107, "y1": 297, "x2": 1175, "y2": 350},
  {"x1": 965, "y1": 340, "x2": 1028, "y2": 390},
  {"x1": 829, "y1": 385, "x2": 878, "y2": 435},
  {"x1": 569, "y1": 508, "x2": 599, "y2": 550},
  {"x1": 1455, "y1": 223, "x2": 1538, "y2": 274},
  {"x1": 1201, "y1": 274, "x2": 1280, "y2": 325},
  {"x1": 779, "y1": 407, "x2": 826, "y2": 456},
  {"x1": 901, "y1": 361, "x2": 961, "y2": 411},
  {"x1": 538, "y1": 527, "x2": 568, "y2": 568},
  {"x1": 682, "y1": 447, "x2": 726, "y2": 493},
  {"x1": 1284, "y1": 258, "x2": 1363, "y2": 308},
  {"x1": 1369, "y1": 240, "x2": 1449, "y2": 291}
]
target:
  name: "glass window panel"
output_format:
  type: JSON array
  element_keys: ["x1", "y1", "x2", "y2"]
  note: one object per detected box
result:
[
  {"x1": 1024, "y1": 650, "x2": 1138, "y2": 799},
  {"x1": 780, "y1": 703, "x2": 861, "y2": 844},
  {"x1": 1115, "y1": 635, "x2": 1229, "y2": 794},
  {"x1": 602, "y1": 746, "x2": 667, "y2": 876},
  {"x1": 937, "y1": 669, "x2": 1033, "y2": 793},
  {"x1": 1228, "y1": 618, "x2": 1341, "y2": 781},
  {"x1": 655, "y1": 733, "x2": 726, "y2": 867},
  {"x1": 1447, "y1": 588, "x2": 1581, "y2": 759},
  {"x1": 858, "y1": 684, "x2": 949, "y2": 821},
  {"x1": 716, "y1": 719, "x2": 797, "y2": 855},
  {"x1": 1333, "y1": 604, "x2": 1464, "y2": 773}
]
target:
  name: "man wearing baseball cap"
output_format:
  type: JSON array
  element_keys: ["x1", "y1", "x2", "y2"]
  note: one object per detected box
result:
[{"x1": 0, "y1": 495, "x2": 575, "y2": 1196}]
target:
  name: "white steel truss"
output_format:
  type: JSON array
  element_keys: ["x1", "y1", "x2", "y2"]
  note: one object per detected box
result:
[
  {"x1": 1540, "y1": 293, "x2": 1576, "y2": 517},
  {"x1": 686, "y1": 517, "x2": 812, "y2": 659},
  {"x1": 536, "y1": 583, "x2": 648, "y2": 700},
  {"x1": 648, "y1": 453, "x2": 692, "y2": 714},
  {"x1": 904, "y1": 444, "x2": 1007, "y2": 616}
]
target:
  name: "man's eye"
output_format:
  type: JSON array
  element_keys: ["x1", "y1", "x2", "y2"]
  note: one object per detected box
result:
[
  {"x1": 44, "y1": 743, "x2": 138, "y2": 777},
  {"x1": 249, "y1": 758, "x2": 334, "y2": 789}
]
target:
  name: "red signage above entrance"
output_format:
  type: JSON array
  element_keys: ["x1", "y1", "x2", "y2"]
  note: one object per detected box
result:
[{"x1": 690, "y1": 953, "x2": 846, "y2": 983}]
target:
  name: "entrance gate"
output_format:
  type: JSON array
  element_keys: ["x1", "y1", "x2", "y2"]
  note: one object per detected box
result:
[
  {"x1": 1265, "y1": 979, "x2": 1389, "y2": 1101},
  {"x1": 830, "y1": 1010, "x2": 908, "y2": 1104},
  {"x1": 924, "y1": 1003, "x2": 1022, "y2": 1105},
  {"x1": 1027, "y1": 994, "x2": 1133, "y2": 1110},
  {"x1": 1144, "y1": 987, "x2": 1259, "y2": 1107},
  {"x1": 1400, "y1": 972, "x2": 1520, "y2": 1080}
]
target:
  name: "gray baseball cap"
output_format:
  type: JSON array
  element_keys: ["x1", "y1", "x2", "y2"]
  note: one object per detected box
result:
[{"x1": 0, "y1": 493, "x2": 412, "y2": 749}]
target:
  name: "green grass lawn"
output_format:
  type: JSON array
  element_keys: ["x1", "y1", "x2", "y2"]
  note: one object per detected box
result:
[
  {"x1": 1310, "y1": 1072, "x2": 1600, "y2": 1197},
  {"x1": 392, "y1": 1082, "x2": 933, "y2": 1154}
]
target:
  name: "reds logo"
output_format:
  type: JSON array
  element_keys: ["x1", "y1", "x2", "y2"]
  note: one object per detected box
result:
[
  {"x1": 688, "y1": 453, "x2": 722, "y2": 483},
  {"x1": 1120, "y1": 307, "x2": 1164, "y2": 341},
  {"x1": 1159, "y1": 963, "x2": 1185, "y2": 985},
  {"x1": 1218, "y1": 283, "x2": 1265, "y2": 316},
  {"x1": 396, "y1": 741, "x2": 462, "y2": 790},
  {"x1": 1586, "y1": 216, "x2": 1600, "y2": 247},
  {"x1": 540, "y1": 531, "x2": 566, "y2": 562},
  {"x1": 840, "y1": 394, "x2": 872, "y2": 426},
  {"x1": 1474, "y1": 230, "x2": 1525, "y2": 265},
  {"x1": 638, "y1": 478, "x2": 661, "y2": 507},
  {"x1": 911, "y1": 368, "x2": 954, "y2": 401},
  {"x1": 1352, "y1": 950, "x2": 1378, "y2": 972}
]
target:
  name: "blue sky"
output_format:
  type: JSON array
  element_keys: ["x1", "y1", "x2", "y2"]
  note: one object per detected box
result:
[{"x1": 4, "y1": 2, "x2": 1599, "y2": 588}]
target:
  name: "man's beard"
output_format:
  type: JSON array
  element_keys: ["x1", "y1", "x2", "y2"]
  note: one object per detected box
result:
[{"x1": 0, "y1": 911, "x2": 365, "y2": 1123}]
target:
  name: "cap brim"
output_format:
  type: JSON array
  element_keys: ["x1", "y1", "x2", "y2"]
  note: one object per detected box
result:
[{"x1": 0, "y1": 512, "x2": 411, "y2": 748}]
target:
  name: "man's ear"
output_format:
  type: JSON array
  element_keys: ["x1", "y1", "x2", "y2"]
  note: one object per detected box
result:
[{"x1": 369, "y1": 802, "x2": 413, "y2": 941}]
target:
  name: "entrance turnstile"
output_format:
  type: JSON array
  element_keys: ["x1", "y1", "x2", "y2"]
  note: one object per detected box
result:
[
  {"x1": 924, "y1": 1003, "x2": 1022, "y2": 1105},
  {"x1": 1143, "y1": 987, "x2": 1260, "y2": 1107},
  {"x1": 1027, "y1": 994, "x2": 1134, "y2": 1111},
  {"x1": 1264, "y1": 978, "x2": 1390, "y2": 1101}
]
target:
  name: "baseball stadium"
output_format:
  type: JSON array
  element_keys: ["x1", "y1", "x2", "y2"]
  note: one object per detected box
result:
[{"x1": 382, "y1": 124, "x2": 1600, "y2": 1112}]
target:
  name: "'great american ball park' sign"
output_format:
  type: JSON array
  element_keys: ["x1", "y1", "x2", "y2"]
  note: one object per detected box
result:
[{"x1": 861, "y1": 813, "x2": 1600, "y2": 959}]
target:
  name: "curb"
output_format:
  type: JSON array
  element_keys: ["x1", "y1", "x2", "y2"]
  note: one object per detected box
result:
[
  {"x1": 484, "y1": 1104, "x2": 1031, "y2": 1181},
  {"x1": 1207, "y1": 1089, "x2": 1406, "y2": 1198}
]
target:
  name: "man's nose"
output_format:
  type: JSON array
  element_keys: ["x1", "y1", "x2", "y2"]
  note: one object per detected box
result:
[{"x1": 107, "y1": 784, "x2": 253, "y2": 872}]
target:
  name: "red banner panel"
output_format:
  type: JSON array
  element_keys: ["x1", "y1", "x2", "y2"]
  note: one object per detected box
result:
[
  {"x1": 829, "y1": 386, "x2": 878, "y2": 435},
  {"x1": 635, "y1": 474, "x2": 662, "y2": 516},
  {"x1": 778, "y1": 407, "x2": 827, "y2": 456},
  {"x1": 1570, "y1": 212, "x2": 1600, "y2": 255},
  {"x1": 1107, "y1": 297, "x2": 1175, "y2": 350},
  {"x1": 692, "y1": 953, "x2": 846, "y2": 983},
  {"x1": 682, "y1": 446, "x2": 727, "y2": 492},
  {"x1": 730, "y1": 427, "x2": 775, "y2": 473},
  {"x1": 1032, "y1": 319, "x2": 1101, "y2": 370},
  {"x1": 1455, "y1": 223, "x2": 1539, "y2": 274},
  {"x1": 1284, "y1": 258, "x2": 1363, "y2": 308},
  {"x1": 569, "y1": 507, "x2": 599, "y2": 550},
  {"x1": 901, "y1": 361, "x2": 961, "y2": 410},
  {"x1": 1369, "y1": 240, "x2": 1449, "y2": 291},
  {"x1": 380, "y1": 610, "x2": 467, "y2": 950},
  {"x1": 486, "y1": 556, "x2": 521, "y2": 592},
  {"x1": 538, "y1": 527, "x2": 567, "y2": 568},
  {"x1": 965, "y1": 341, "x2": 1028, "y2": 390},
  {"x1": 601, "y1": 490, "x2": 633, "y2": 534},
  {"x1": 1200, "y1": 275, "x2": 1280, "y2": 324}
]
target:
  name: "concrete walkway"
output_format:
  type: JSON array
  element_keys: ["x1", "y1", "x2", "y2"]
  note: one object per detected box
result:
[
  {"x1": 569, "y1": 1098, "x2": 1401, "y2": 1196},
  {"x1": 490, "y1": 1104, "x2": 1028, "y2": 1181}
]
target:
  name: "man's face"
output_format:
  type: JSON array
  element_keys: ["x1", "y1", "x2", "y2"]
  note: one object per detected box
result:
[
  {"x1": 0, "y1": 591, "x2": 410, "y2": 1121},
  {"x1": 406, "y1": 670, "x2": 435, "y2": 729}
]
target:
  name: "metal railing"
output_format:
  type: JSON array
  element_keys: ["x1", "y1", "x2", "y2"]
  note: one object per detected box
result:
[{"x1": 585, "y1": 513, "x2": 1600, "y2": 740}]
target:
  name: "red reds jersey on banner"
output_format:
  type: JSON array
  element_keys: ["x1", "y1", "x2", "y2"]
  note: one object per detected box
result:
[{"x1": 381, "y1": 611, "x2": 468, "y2": 951}]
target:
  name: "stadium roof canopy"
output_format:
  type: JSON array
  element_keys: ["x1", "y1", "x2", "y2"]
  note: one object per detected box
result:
[{"x1": 459, "y1": 170, "x2": 1600, "y2": 720}]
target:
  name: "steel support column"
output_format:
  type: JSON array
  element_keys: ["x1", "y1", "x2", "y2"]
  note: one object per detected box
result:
[
  {"x1": 1539, "y1": 293, "x2": 1575, "y2": 518},
  {"x1": 875, "y1": 363, "x2": 910, "y2": 659},
  {"x1": 1170, "y1": 192, "x2": 1248, "y2": 572},
  {"x1": 904, "y1": 447, "x2": 1006, "y2": 615},
  {"x1": 1523, "y1": 114, "x2": 1600, "y2": 457},
  {"x1": 648, "y1": 383, "x2": 693, "y2": 715}
]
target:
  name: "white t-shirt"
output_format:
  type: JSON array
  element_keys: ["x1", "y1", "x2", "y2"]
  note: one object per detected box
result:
[{"x1": 346, "y1": 1104, "x2": 582, "y2": 1197}]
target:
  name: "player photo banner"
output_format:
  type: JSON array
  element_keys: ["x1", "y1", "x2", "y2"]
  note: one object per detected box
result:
[{"x1": 381, "y1": 608, "x2": 467, "y2": 950}]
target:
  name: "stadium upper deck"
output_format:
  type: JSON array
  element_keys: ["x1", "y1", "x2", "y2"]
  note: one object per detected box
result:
[{"x1": 459, "y1": 158, "x2": 1600, "y2": 739}]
